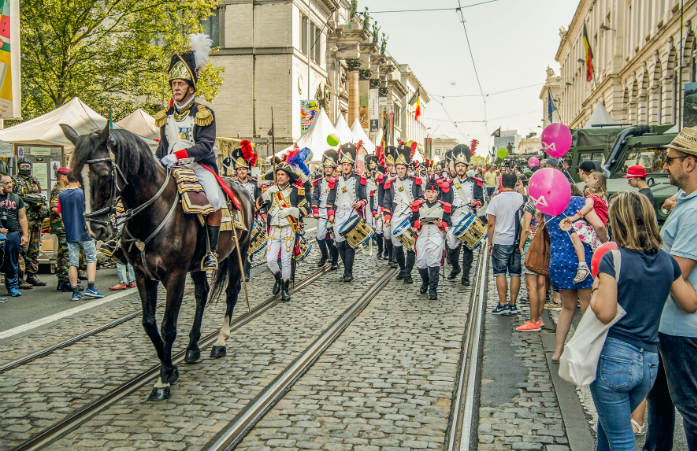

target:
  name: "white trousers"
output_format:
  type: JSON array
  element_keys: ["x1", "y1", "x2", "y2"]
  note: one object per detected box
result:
[
  {"x1": 266, "y1": 225, "x2": 294, "y2": 280},
  {"x1": 446, "y1": 210, "x2": 469, "y2": 250},
  {"x1": 415, "y1": 225, "x2": 445, "y2": 269},
  {"x1": 316, "y1": 208, "x2": 329, "y2": 241},
  {"x1": 333, "y1": 206, "x2": 354, "y2": 244},
  {"x1": 191, "y1": 162, "x2": 226, "y2": 210},
  {"x1": 366, "y1": 212, "x2": 383, "y2": 234},
  {"x1": 390, "y1": 214, "x2": 410, "y2": 248}
]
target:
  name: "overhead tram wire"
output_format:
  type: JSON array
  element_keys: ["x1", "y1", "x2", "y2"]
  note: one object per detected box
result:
[
  {"x1": 370, "y1": 0, "x2": 500, "y2": 14},
  {"x1": 430, "y1": 82, "x2": 545, "y2": 99}
]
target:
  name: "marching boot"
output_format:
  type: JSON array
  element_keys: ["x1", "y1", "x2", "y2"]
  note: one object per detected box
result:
[
  {"x1": 328, "y1": 240, "x2": 339, "y2": 270},
  {"x1": 461, "y1": 247, "x2": 473, "y2": 286},
  {"x1": 281, "y1": 279, "x2": 291, "y2": 302},
  {"x1": 394, "y1": 246, "x2": 406, "y2": 280},
  {"x1": 387, "y1": 241, "x2": 398, "y2": 268},
  {"x1": 383, "y1": 236, "x2": 391, "y2": 260},
  {"x1": 403, "y1": 251, "x2": 415, "y2": 284},
  {"x1": 26, "y1": 274, "x2": 46, "y2": 286},
  {"x1": 201, "y1": 225, "x2": 220, "y2": 271},
  {"x1": 447, "y1": 248, "x2": 461, "y2": 280},
  {"x1": 316, "y1": 239, "x2": 328, "y2": 267},
  {"x1": 428, "y1": 267, "x2": 440, "y2": 300},
  {"x1": 272, "y1": 271, "x2": 282, "y2": 296},
  {"x1": 343, "y1": 246, "x2": 355, "y2": 282},
  {"x1": 375, "y1": 233, "x2": 384, "y2": 259},
  {"x1": 418, "y1": 268, "x2": 429, "y2": 294}
]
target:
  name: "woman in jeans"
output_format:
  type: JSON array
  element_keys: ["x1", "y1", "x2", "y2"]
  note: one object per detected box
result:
[{"x1": 590, "y1": 192, "x2": 696, "y2": 451}]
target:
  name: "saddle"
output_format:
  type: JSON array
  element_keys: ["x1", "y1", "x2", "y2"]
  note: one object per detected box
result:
[{"x1": 172, "y1": 168, "x2": 247, "y2": 232}]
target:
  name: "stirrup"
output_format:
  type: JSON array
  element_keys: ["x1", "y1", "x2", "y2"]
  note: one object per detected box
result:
[{"x1": 201, "y1": 252, "x2": 219, "y2": 271}]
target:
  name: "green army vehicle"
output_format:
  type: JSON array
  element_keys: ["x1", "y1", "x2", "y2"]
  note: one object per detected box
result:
[{"x1": 567, "y1": 124, "x2": 678, "y2": 223}]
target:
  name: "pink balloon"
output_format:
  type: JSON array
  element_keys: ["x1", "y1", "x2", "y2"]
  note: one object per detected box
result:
[
  {"x1": 528, "y1": 168, "x2": 571, "y2": 216},
  {"x1": 528, "y1": 156, "x2": 540, "y2": 169},
  {"x1": 541, "y1": 123, "x2": 572, "y2": 158}
]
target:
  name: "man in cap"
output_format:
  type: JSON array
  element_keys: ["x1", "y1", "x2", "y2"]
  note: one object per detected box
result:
[
  {"x1": 258, "y1": 162, "x2": 308, "y2": 301},
  {"x1": 330, "y1": 143, "x2": 367, "y2": 282},
  {"x1": 576, "y1": 160, "x2": 596, "y2": 183},
  {"x1": 155, "y1": 33, "x2": 224, "y2": 271},
  {"x1": 383, "y1": 144, "x2": 422, "y2": 283},
  {"x1": 364, "y1": 154, "x2": 384, "y2": 259},
  {"x1": 13, "y1": 157, "x2": 48, "y2": 287},
  {"x1": 50, "y1": 167, "x2": 72, "y2": 291},
  {"x1": 312, "y1": 149, "x2": 339, "y2": 270},
  {"x1": 441, "y1": 144, "x2": 484, "y2": 286},
  {"x1": 624, "y1": 164, "x2": 654, "y2": 204},
  {"x1": 229, "y1": 140, "x2": 260, "y2": 204}
]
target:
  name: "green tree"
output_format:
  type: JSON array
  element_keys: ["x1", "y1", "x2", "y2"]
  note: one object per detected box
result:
[{"x1": 20, "y1": 0, "x2": 223, "y2": 121}]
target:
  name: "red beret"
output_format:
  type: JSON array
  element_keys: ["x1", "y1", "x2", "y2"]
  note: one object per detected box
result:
[{"x1": 56, "y1": 167, "x2": 70, "y2": 175}]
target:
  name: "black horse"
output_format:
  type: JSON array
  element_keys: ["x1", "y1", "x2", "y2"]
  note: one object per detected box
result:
[{"x1": 61, "y1": 123, "x2": 254, "y2": 400}]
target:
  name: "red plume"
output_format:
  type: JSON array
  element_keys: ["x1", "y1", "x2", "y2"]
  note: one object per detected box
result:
[
  {"x1": 470, "y1": 139, "x2": 479, "y2": 157},
  {"x1": 240, "y1": 139, "x2": 258, "y2": 167},
  {"x1": 376, "y1": 145, "x2": 385, "y2": 167},
  {"x1": 356, "y1": 140, "x2": 363, "y2": 151},
  {"x1": 168, "y1": 98, "x2": 173, "y2": 107},
  {"x1": 410, "y1": 141, "x2": 417, "y2": 156},
  {"x1": 398, "y1": 140, "x2": 405, "y2": 146}
]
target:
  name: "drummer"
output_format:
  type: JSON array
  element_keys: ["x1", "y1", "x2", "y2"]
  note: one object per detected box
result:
[
  {"x1": 330, "y1": 143, "x2": 367, "y2": 282},
  {"x1": 441, "y1": 144, "x2": 484, "y2": 286},
  {"x1": 411, "y1": 179, "x2": 451, "y2": 300},
  {"x1": 383, "y1": 144, "x2": 423, "y2": 284},
  {"x1": 378, "y1": 146, "x2": 397, "y2": 266},
  {"x1": 364, "y1": 155, "x2": 384, "y2": 259},
  {"x1": 311, "y1": 149, "x2": 339, "y2": 271}
]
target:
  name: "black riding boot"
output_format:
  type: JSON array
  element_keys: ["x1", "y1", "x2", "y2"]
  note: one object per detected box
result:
[
  {"x1": 418, "y1": 268, "x2": 429, "y2": 294},
  {"x1": 281, "y1": 279, "x2": 291, "y2": 302},
  {"x1": 428, "y1": 267, "x2": 440, "y2": 300},
  {"x1": 394, "y1": 246, "x2": 406, "y2": 279},
  {"x1": 328, "y1": 239, "x2": 339, "y2": 270},
  {"x1": 317, "y1": 239, "x2": 328, "y2": 267},
  {"x1": 461, "y1": 247, "x2": 473, "y2": 286},
  {"x1": 383, "y1": 236, "x2": 391, "y2": 260},
  {"x1": 272, "y1": 271, "x2": 282, "y2": 296},
  {"x1": 202, "y1": 225, "x2": 220, "y2": 271},
  {"x1": 447, "y1": 248, "x2": 461, "y2": 280},
  {"x1": 404, "y1": 250, "x2": 415, "y2": 284},
  {"x1": 343, "y1": 246, "x2": 355, "y2": 282},
  {"x1": 375, "y1": 233, "x2": 384, "y2": 259},
  {"x1": 387, "y1": 240, "x2": 397, "y2": 268}
]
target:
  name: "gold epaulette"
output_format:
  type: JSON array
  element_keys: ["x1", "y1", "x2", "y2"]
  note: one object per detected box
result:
[
  {"x1": 297, "y1": 186, "x2": 305, "y2": 196},
  {"x1": 195, "y1": 105, "x2": 214, "y2": 127},
  {"x1": 154, "y1": 108, "x2": 168, "y2": 128}
]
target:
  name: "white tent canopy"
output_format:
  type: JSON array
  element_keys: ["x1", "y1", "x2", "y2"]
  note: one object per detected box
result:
[
  {"x1": 585, "y1": 101, "x2": 617, "y2": 128},
  {"x1": 0, "y1": 97, "x2": 106, "y2": 149},
  {"x1": 350, "y1": 119, "x2": 376, "y2": 154},
  {"x1": 278, "y1": 108, "x2": 338, "y2": 161},
  {"x1": 334, "y1": 115, "x2": 357, "y2": 145},
  {"x1": 116, "y1": 108, "x2": 159, "y2": 141}
]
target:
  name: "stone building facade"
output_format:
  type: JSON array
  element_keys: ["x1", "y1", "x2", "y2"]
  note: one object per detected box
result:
[
  {"x1": 554, "y1": 0, "x2": 696, "y2": 129},
  {"x1": 204, "y1": 0, "x2": 430, "y2": 152}
]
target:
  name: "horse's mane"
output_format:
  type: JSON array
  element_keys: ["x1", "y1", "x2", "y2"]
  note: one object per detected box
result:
[{"x1": 72, "y1": 128, "x2": 159, "y2": 180}]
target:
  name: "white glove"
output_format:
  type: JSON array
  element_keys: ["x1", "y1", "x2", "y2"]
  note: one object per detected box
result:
[
  {"x1": 278, "y1": 207, "x2": 299, "y2": 219},
  {"x1": 160, "y1": 154, "x2": 178, "y2": 168}
]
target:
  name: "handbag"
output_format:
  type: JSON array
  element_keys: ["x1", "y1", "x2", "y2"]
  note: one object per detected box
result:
[
  {"x1": 559, "y1": 250, "x2": 627, "y2": 386},
  {"x1": 524, "y1": 220, "x2": 550, "y2": 276}
]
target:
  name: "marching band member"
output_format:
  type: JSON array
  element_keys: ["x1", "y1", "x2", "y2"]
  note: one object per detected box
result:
[
  {"x1": 411, "y1": 179, "x2": 452, "y2": 300},
  {"x1": 311, "y1": 149, "x2": 339, "y2": 270},
  {"x1": 378, "y1": 146, "x2": 397, "y2": 266},
  {"x1": 331, "y1": 143, "x2": 367, "y2": 282},
  {"x1": 441, "y1": 144, "x2": 484, "y2": 286},
  {"x1": 229, "y1": 141, "x2": 260, "y2": 279},
  {"x1": 364, "y1": 155, "x2": 384, "y2": 259},
  {"x1": 383, "y1": 144, "x2": 423, "y2": 283},
  {"x1": 258, "y1": 162, "x2": 308, "y2": 301}
]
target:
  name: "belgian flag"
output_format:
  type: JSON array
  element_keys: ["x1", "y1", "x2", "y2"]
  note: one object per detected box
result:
[
  {"x1": 583, "y1": 24, "x2": 594, "y2": 82},
  {"x1": 410, "y1": 88, "x2": 421, "y2": 122}
]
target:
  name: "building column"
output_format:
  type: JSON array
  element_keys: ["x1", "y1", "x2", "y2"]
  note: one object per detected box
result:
[{"x1": 347, "y1": 59, "x2": 361, "y2": 126}]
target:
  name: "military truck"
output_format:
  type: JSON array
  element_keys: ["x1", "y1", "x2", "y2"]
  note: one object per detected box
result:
[{"x1": 567, "y1": 124, "x2": 678, "y2": 223}]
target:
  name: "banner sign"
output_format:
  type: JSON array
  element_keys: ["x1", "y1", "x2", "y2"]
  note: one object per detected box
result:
[
  {"x1": 300, "y1": 100, "x2": 318, "y2": 133},
  {"x1": 0, "y1": 0, "x2": 20, "y2": 119},
  {"x1": 359, "y1": 80, "x2": 370, "y2": 129},
  {"x1": 369, "y1": 88, "x2": 379, "y2": 132}
]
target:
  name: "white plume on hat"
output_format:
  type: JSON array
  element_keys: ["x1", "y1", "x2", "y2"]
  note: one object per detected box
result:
[{"x1": 189, "y1": 33, "x2": 212, "y2": 70}]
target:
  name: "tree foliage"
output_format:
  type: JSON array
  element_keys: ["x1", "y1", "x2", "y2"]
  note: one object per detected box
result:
[{"x1": 20, "y1": 0, "x2": 223, "y2": 121}]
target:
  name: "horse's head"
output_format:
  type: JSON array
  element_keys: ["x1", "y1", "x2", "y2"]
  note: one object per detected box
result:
[{"x1": 61, "y1": 123, "x2": 116, "y2": 241}]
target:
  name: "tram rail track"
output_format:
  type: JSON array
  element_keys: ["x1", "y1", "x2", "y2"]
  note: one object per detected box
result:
[
  {"x1": 205, "y1": 267, "x2": 398, "y2": 451},
  {"x1": 12, "y1": 263, "x2": 333, "y2": 451}
]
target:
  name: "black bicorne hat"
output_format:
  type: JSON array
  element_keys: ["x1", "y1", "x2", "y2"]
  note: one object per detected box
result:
[{"x1": 338, "y1": 143, "x2": 357, "y2": 165}]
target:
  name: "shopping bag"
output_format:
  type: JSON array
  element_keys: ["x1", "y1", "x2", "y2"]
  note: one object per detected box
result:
[{"x1": 559, "y1": 250, "x2": 626, "y2": 386}]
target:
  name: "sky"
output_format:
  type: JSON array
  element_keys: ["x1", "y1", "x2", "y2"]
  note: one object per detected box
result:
[{"x1": 358, "y1": 0, "x2": 578, "y2": 155}]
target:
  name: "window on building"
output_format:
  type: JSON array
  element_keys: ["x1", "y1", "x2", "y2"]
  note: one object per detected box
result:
[
  {"x1": 202, "y1": 8, "x2": 220, "y2": 47},
  {"x1": 301, "y1": 15, "x2": 308, "y2": 55},
  {"x1": 673, "y1": 70, "x2": 678, "y2": 122},
  {"x1": 314, "y1": 25, "x2": 322, "y2": 64},
  {"x1": 394, "y1": 104, "x2": 401, "y2": 128}
]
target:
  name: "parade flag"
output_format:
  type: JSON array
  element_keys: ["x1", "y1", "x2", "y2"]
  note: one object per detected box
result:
[
  {"x1": 424, "y1": 137, "x2": 432, "y2": 161},
  {"x1": 583, "y1": 24, "x2": 594, "y2": 82},
  {"x1": 547, "y1": 90, "x2": 557, "y2": 123},
  {"x1": 410, "y1": 88, "x2": 421, "y2": 122},
  {"x1": 0, "y1": 0, "x2": 20, "y2": 118}
]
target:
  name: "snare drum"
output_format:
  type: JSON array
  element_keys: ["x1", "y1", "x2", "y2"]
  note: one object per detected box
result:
[
  {"x1": 392, "y1": 217, "x2": 417, "y2": 250},
  {"x1": 248, "y1": 221, "x2": 268, "y2": 259},
  {"x1": 338, "y1": 215, "x2": 374, "y2": 249},
  {"x1": 294, "y1": 234, "x2": 312, "y2": 261},
  {"x1": 452, "y1": 213, "x2": 487, "y2": 250}
]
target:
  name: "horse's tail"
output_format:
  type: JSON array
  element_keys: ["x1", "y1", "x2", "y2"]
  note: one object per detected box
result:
[{"x1": 209, "y1": 255, "x2": 232, "y2": 303}]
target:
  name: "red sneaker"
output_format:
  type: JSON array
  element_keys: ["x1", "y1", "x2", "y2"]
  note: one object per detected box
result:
[
  {"x1": 127, "y1": 282, "x2": 136, "y2": 288},
  {"x1": 516, "y1": 321, "x2": 541, "y2": 332},
  {"x1": 109, "y1": 283, "x2": 128, "y2": 291}
]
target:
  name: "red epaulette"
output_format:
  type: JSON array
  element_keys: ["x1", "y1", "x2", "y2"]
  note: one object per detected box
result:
[
  {"x1": 439, "y1": 179, "x2": 451, "y2": 193},
  {"x1": 369, "y1": 189, "x2": 376, "y2": 197},
  {"x1": 412, "y1": 175, "x2": 422, "y2": 185},
  {"x1": 473, "y1": 176, "x2": 483, "y2": 187},
  {"x1": 312, "y1": 178, "x2": 320, "y2": 187},
  {"x1": 384, "y1": 176, "x2": 397, "y2": 190},
  {"x1": 328, "y1": 177, "x2": 337, "y2": 189},
  {"x1": 438, "y1": 200, "x2": 452, "y2": 213},
  {"x1": 411, "y1": 198, "x2": 426, "y2": 212},
  {"x1": 376, "y1": 174, "x2": 385, "y2": 184},
  {"x1": 359, "y1": 175, "x2": 367, "y2": 185}
]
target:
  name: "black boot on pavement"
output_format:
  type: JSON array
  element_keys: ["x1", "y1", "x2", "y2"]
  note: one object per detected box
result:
[
  {"x1": 418, "y1": 268, "x2": 429, "y2": 294},
  {"x1": 316, "y1": 239, "x2": 328, "y2": 267},
  {"x1": 272, "y1": 271, "x2": 282, "y2": 296},
  {"x1": 403, "y1": 250, "x2": 415, "y2": 284},
  {"x1": 343, "y1": 246, "x2": 355, "y2": 282},
  {"x1": 447, "y1": 248, "x2": 461, "y2": 280},
  {"x1": 394, "y1": 246, "x2": 406, "y2": 279},
  {"x1": 428, "y1": 267, "x2": 440, "y2": 300},
  {"x1": 281, "y1": 280, "x2": 291, "y2": 302},
  {"x1": 328, "y1": 240, "x2": 339, "y2": 270}
]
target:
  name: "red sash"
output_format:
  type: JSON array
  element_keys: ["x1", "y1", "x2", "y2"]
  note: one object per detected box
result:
[{"x1": 199, "y1": 164, "x2": 242, "y2": 210}]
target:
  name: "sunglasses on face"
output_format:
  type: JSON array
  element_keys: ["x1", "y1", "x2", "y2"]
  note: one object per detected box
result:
[{"x1": 665, "y1": 155, "x2": 689, "y2": 165}]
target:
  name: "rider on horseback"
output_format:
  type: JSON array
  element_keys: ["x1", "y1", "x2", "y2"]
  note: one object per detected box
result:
[{"x1": 155, "y1": 34, "x2": 223, "y2": 271}]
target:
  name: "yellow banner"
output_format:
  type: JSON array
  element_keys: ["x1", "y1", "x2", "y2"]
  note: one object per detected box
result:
[{"x1": 0, "y1": 0, "x2": 20, "y2": 119}]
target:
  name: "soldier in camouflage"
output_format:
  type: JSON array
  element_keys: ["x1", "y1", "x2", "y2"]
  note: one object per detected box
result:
[
  {"x1": 13, "y1": 158, "x2": 48, "y2": 287},
  {"x1": 50, "y1": 167, "x2": 71, "y2": 291}
]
